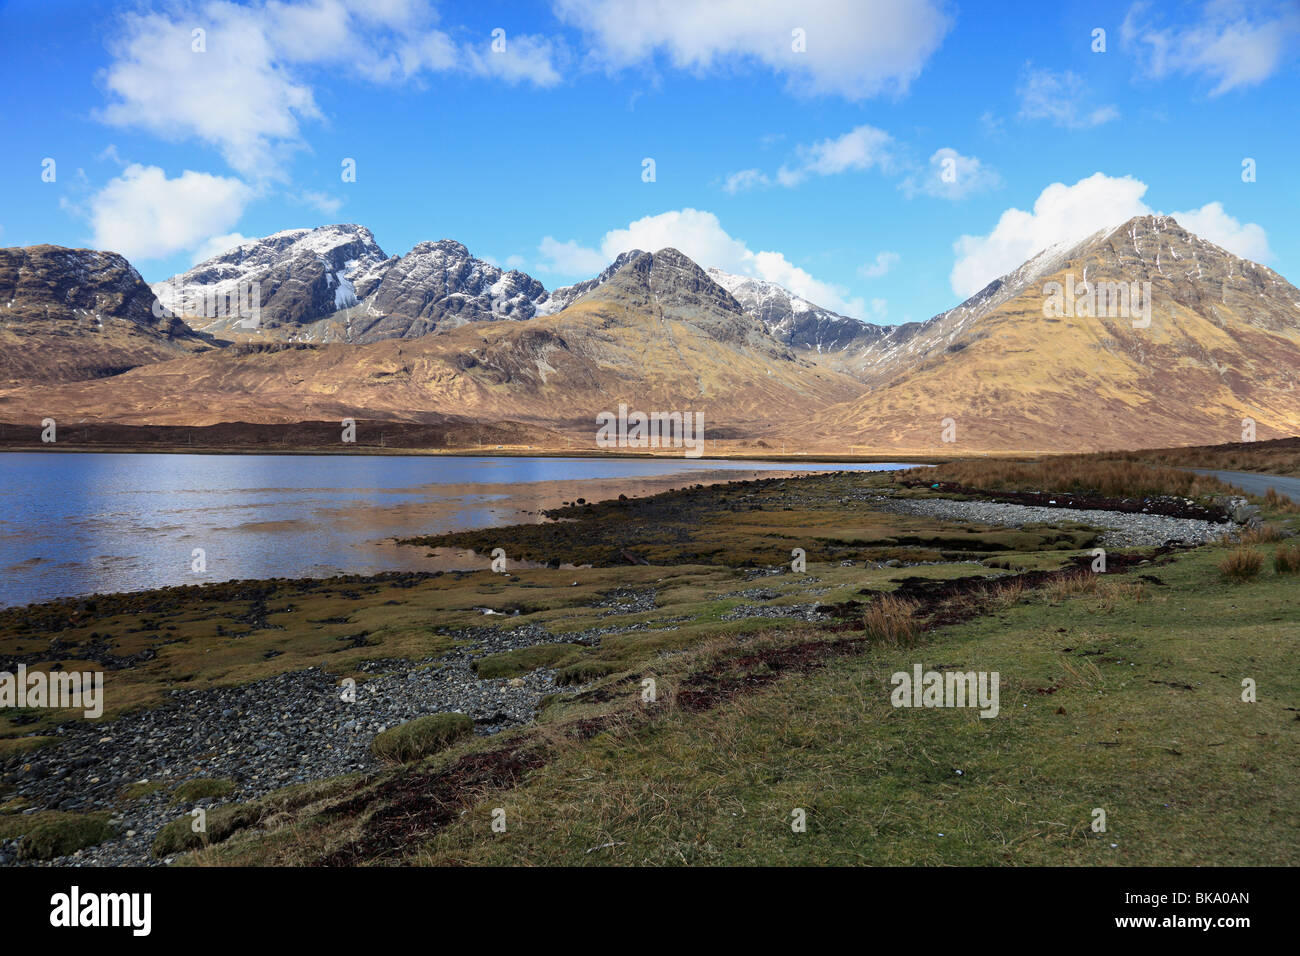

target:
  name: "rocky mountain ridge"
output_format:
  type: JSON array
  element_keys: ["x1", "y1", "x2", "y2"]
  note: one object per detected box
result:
[{"x1": 4, "y1": 215, "x2": 1299, "y2": 452}]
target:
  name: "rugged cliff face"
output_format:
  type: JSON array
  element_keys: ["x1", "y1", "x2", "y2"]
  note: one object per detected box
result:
[
  {"x1": 346, "y1": 239, "x2": 549, "y2": 342},
  {"x1": 152, "y1": 224, "x2": 389, "y2": 341},
  {"x1": 0, "y1": 245, "x2": 212, "y2": 386},
  {"x1": 707, "y1": 267, "x2": 889, "y2": 356}
]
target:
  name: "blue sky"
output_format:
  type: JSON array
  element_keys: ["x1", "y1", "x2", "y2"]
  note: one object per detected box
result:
[{"x1": 2, "y1": 0, "x2": 1297, "y2": 325}]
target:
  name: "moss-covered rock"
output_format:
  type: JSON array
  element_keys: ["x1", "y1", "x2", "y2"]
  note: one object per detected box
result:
[
  {"x1": 170, "y1": 777, "x2": 236, "y2": 805},
  {"x1": 5, "y1": 812, "x2": 117, "y2": 861},
  {"x1": 152, "y1": 804, "x2": 260, "y2": 858}
]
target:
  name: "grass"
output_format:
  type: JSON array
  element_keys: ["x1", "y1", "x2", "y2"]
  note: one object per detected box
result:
[
  {"x1": 170, "y1": 777, "x2": 237, "y2": 805},
  {"x1": 1118, "y1": 436, "x2": 1300, "y2": 479},
  {"x1": 862, "y1": 595, "x2": 920, "y2": 646},
  {"x1": 472, "y1": 643, "x2": 584, "y2": 679},
  {"x1": 6, "y1": 462, "x2": 1297, "y2": 867},
  {"x1": 904, "y1": 456, "x2": 1239, "y2": 500},
  {"x1": 119, "y1": 779, "x2": 167, "y2": 802},
  {"x1": 1272, "y1": 543, "x2": 1300, "y2": 574},
  {"x1": 370, "y1": 713, "x2": 475, "y2": 763},
  {"x1": 1240, "y1": 523, "x2": 1285, "y2": 544},
  {"x1": 1219, "y1": 548, "x2": 1264, "y2": 582},
  {"x1": 183, "y1": 542, "x2": 1299, "y2": 866},
  {"x1": 1042, "y1": 570, "x2": 1099, "y2": 602},
  {"x1": 0, "y1": 811, "x2": 116, "y2": 861},
  {"x1": 152, "y1": 804, "x2": 262, "y2": 858}
]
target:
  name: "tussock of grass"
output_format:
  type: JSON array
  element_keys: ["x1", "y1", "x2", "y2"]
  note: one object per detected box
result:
[
  {"x1": 119, "y1": 779, "x2": 167, "y2": 802},
  {"x1": 473, "y1": 643, "x2": 582, "y2": 679},
  {"x1": 1093, "y1": 579, "x2": 1151, "y2": 610},
  {"x1": 0, "y1": 811, "x2": 116, "y2": 861},
  {"x1": 370, "y1": 713, "x2": 474, "y2": 763},
  {"x1": 1273, "y1": 543, "x2": 1300, "y2": 574},
  {"x1": 1240, "y1": 523, "x2": 1285, "y2": 545},
  {"x1": 863, "y1": 595, "x2": 920, "y2": 646},
  {"x1": 1219, "y1": 548, "x2": 1264, "y2": 582},
  {"x1": 1264, "y1": 487, "x2": 1295, "y2": 509},
  {"x1": 1042, "y1": 571, "x2": 1099, "y2": 602}
]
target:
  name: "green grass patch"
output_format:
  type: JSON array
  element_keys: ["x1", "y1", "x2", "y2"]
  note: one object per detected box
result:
[
  {"x1": 0, "y1": 811, "x2": 116, "y2": 861},
  {"x1": 170, "y1": 777, "x2": 237, "y2": 805},
  {"x1": 472, "y1": 643, "x2": 584, "y2": 679},
  {"x1": 153, "y1": 804, "x2": 261, "y2": 858},
  {"x1": 370, "y1": 713, "x2": 474, "y2": 763}
]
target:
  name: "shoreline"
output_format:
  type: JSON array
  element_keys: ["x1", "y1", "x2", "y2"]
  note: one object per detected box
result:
[
  {"x1": 0, "y1": 444, "x2": 953, "y2": 463},
  {"x1": 0, "y1": 466, "x2": 911, "y2": 610}
]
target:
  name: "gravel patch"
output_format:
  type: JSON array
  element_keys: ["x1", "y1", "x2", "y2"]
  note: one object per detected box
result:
[
  {"x1": 0, "y1": 615, "x2": 644, "y2": 868},
  {"x1": 861, "y1": 495, "x2": 1226, "y2": 548},
  {"x1": 720, "y1": 603, "x2": 824, "y2": 622}
]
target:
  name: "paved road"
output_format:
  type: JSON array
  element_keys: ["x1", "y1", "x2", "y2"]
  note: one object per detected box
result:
[{"x1": 1191, "y1": 469, "x2": 1300, "y2": 504}]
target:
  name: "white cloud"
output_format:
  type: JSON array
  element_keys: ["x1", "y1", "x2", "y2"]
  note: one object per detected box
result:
[
  {"x1": 722, "y1": 168, "x2": 770, "y2": 194},
  {"x1": 1122, "y1": 0, "x2": 1300, "y2": 95},
  {"x1": 541, "y1": 208, "x2": 865, "y2": 317},
  {"x1": 724, "y1": 124, "x2": 894, "y2": 192},
  {"x1": 1170, "y1": 201, "x2": 1272, "y2": 262},
  {"x1": 1017, "y1": 65, "x2": 1119, "y2": 129},
  {"x1": 191, "y1": 232, "x2": 253, "y2": 264},
  {"x1": 949, "y1": 172, "x2": 1271, "y2": 298},
  {"x1": 537, "y1": 236, "x2": 611, "y2": 276},
  {"x1": 87, "y1": 164, "x2": 254, "y2": 261},
  {"x1": 554, "y1": 0, "x2": 952, "y2": 99},
  {"x1": 979, "y1": 111, "x2": 1005, "y2": 139},
  {"x1": 859, "y1": 251, "x2": 899, "y2": 279},
  {"x1": 900, "y1": 147, "x2": 1001, "y2": 200},
  {"x1": 777, "y1": 124, "x2": 895, "y2": 186},
  {"x1": 100, "y1": 1, "x2": 562, "y2": 177},
  {"x1": 297, "y1": 190, "x2": 344, "y2": 215}
]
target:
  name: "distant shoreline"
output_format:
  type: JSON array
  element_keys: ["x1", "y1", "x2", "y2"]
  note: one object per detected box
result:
[{"x1": 0, "y1": 444, "x2": 953, "y2": 463}]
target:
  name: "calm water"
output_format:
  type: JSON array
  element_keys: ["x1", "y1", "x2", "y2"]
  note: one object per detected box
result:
[{"x1": 0, "y1": 454, "x2": 913, "y2": 607}]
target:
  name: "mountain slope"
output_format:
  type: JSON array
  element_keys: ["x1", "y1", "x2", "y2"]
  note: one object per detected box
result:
[
  {"x1": 345, "y1": 240, "x2": 549, "y2": 342},
  {"x1": 153, "y1": 224, "x2": 388, "y2": 341},
  {"x1": 706, "y1": 268, "x2": 889, "y2": 355},
  {"x1": 4, "y1": 218, "x2": 1298, "y2": 453},
  {"x1": 813, "y1": 215, "x2": 1300, "y2": 451},
  {"x1": 0, "y1": 245, "x2": 214, "y2": 386},
  {"x1": 3, "y1": 249, "x2": 862, "y2": 437}
]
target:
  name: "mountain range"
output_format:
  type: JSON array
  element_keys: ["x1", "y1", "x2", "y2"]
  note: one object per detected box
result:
[{"x1": 1, "y1": 215, "x2": 1297, "y2": 452}]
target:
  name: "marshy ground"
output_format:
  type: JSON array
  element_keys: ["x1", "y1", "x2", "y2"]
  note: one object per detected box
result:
[{"x1": 1, "y1": 465, "x2": 1296, "y2": 866}]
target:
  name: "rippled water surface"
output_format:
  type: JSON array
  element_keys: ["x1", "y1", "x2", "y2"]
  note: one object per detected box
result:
[{"x1": 0, "y1": 454, "x2": 915, "y2": 606}]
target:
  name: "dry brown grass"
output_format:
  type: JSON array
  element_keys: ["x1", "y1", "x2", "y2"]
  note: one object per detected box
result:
[
  {"x1": 1273, "y1": 543, "x2": 1300, "y2": 574},
  {"x1": 987, "y1": 578, "x2": 1027, "y2": 609},
  {"x1": 863, "y1": 595, "x2": 921, "y2": 647},
  {"x1": 1117, "y1": 436, "x2": 1300, "y2": 479},
  {"x1": 1220, "y1": 548, "x2": 1264, "y2": 582},
  {"x1": 1240, "y1": 523, "x2": 1285, "y2": 545},
  {"x1": 1042, "y1": 571, "x2": 1100, "y2": 602},
  {"x1": 906, "y1": 456, "x2": 1237, "y2": 500},
  {"x1": 1093, "y1": 579, "x2": 1152, "y2": 610},
  {"x1": 1264, "y1": 488, "x2": 1293, "y2": 508}
]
